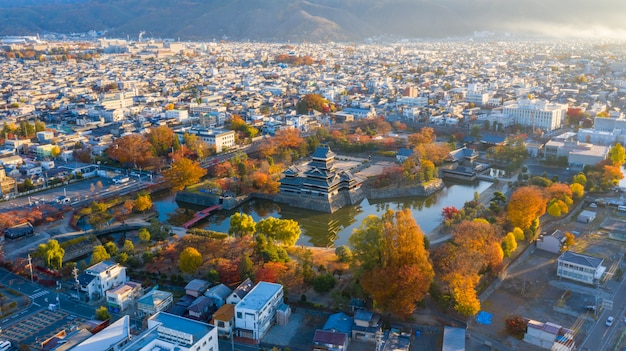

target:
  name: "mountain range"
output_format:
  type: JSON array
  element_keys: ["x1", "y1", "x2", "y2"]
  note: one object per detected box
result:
[{"x1": 0, "y1": 0, "x2": 624, "y2": 41}]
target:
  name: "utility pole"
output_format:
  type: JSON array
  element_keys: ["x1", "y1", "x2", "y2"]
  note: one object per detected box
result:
[
  {"x1": 28, "y1": 254, "x2": 33, "y2": 282},
  {"x1": 72, "y1": 266, "x2": 80, "y2": 301}
]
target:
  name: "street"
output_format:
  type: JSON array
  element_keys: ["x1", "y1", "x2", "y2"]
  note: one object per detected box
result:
[{"x1": 580, "y1": 272, "x2": 626, "y2": 350}]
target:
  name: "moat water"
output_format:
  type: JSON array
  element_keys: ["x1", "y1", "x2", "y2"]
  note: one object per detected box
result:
[{"x1": 152, "y1": 180, "x2": 492, "y2": 248}]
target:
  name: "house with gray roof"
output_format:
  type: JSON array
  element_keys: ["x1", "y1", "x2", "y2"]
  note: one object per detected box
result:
[{"x1": 557, "y1": 251, "x2": 606, "y2": 285}]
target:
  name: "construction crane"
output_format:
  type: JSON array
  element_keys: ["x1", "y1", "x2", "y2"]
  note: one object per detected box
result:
[{"x1": 138, "y1": 31, "x2": 146, "y2": 42}]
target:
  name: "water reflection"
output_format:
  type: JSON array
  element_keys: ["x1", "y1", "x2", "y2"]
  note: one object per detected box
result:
[{"x1": 152, "y1": 181, "x2": 492, "y2": 248}]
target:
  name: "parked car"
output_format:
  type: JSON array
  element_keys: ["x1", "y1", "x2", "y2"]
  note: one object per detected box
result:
[{"x1": 606, "y1": 316, "x2": 614, "y2": 326}]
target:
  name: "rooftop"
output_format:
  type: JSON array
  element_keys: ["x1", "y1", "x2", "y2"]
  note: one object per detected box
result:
[
  {"x1": 559, "y1": 251, "x2": 603, "y2": 268},
  {"x1": 237, "y1": 281, "x2": 282, "y2": 312},
  {"x1": 71, "y1": 316, "x2": 129, "y2": 351},
  {"x1": 148, "y1": 312, "x2": 215, "y2": 347}
]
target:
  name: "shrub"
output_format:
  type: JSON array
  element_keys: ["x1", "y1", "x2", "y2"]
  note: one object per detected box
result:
[{"x1": 312, "y1": 273, "x2": 336, "y2": 293}]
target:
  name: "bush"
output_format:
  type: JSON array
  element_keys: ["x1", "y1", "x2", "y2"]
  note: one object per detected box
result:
[
  {"x1": 312, "y1": 273, "x2": 336, "y2": 293},
  {"x1": 335, "y1": 246, "x2": 352, "y2": 262},
  {"x1": 95, "y1": 306, "x2": 111, "y2": 321},
  {"x1": 187, "y1": 228, "x2": 228, "y2": 240},
  {"x1": 505, "y1": 315, "x2": 528, "y2": 339}
]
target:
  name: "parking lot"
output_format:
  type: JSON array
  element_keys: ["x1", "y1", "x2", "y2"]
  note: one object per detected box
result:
[{"x1": 2, "y1": 309, "x2": 84, "y2": 349}]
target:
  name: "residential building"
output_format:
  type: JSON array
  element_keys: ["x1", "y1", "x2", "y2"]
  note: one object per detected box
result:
[
  {"x1": 121, "y1": 312, "x2": 218, "y2": 351},
  {"x1": 211, "y1": 303, "x2": 235, "y2": 338},
  {"x1": 205, "y1": 283, "x2": 232, "y2": 308},
  {"x1": 185, "y1": 279, "x2": 211, "y2": 298},
  {"x1": 523, "y1": 319, "x2": 575, "y2": 351},
  {"x1": 536, "y1": 230, "x2": 566, "y2": 254},
  {"x1": 0, "y1": 167, "x2": 16, "y2": 197},
  {"x1": 106, "y1": 282, "x2": 142, "y2": 313},
  {"x1": 352, "y1": 310, "x2": 381, "y2": 343},
  {"x1": 165, "y1": 109, "x2": 189, "y2": 122},
  {"x1": 136, "y1": 289, "x2": 173, "y2": 317},
  {"x1": 36, "y1": 144, "x2": 57, "y2": 159},
  {"x1": 312, "y1": 330, "x2": 349, "y2": 351},
  {"x1": 557, "y1": 251, "x2": 606, "y2": 285},
  {"x1": 187, "y1": 296, "x2": 214, "y2": 321},
  {"x1": 226, "y1": 278, "x2": 253, "y2": 305},
  {"x1": 77, "y1": 261, "x2": 127, "y2": 301},
  {"x1": 234, "y1": 281, "x2": 286, "y2": 341}
]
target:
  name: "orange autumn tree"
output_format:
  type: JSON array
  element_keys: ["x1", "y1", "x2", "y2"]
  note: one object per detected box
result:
[
  {"x1": 351, "y1": 209, "x2": 434, "y2": 318},
  {"x1": 107, "y1": 134, "x2": 155, "y2": 167},
  {"x1": 433, "y1": 219, "x2": 503, "y2": 316},
  {"x1": 163, "y1": 157, "x2": 208, "y2": 191},
  {"x1": 507, "y1": 186, "x2": 546, "y2": 232}
]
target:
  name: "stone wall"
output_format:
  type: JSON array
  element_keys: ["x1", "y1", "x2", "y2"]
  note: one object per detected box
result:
[
  {"x1": 366, "y1": 178, "x2": 444, "y2": 200},
  {"x1": 274, "y1": 188, "x2": 366, "y2": 213}
]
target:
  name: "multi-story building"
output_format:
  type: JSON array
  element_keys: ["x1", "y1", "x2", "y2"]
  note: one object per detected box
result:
[
  {"x1": 106, "y1": 282, "x2": 142, "y2": 313},
  {"x1": 175, "y1": 127, "x2": 236, "y2": 153},
  {"x1": 557, "y1": 251, "x2": 605, "y2": 285},
  {"x1": 121, "y1": 312, "x2": 218, "y2": 351},
  {"x1": 502, "y1": 99, "x2": 567, "y2": 131},
  {"x1": 234, "y1": 281, "x2": 286, "y2": 341},
  {"x1": 165, "y1": 109, "x2": 189, "y2": 122},
  {"x1": 136, "y1": 289, "x2": 174, "y2": 317},
  {"x1": 77, "y1": 261, "x2": 127, "y2": 301}
]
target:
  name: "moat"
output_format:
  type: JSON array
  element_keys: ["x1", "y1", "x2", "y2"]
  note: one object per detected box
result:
[{"x1": 152, "y1": 180, "x2": 491, "y2": 247}]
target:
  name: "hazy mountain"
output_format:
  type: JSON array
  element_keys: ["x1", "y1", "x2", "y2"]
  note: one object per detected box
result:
[{"x1": 0, "y1": 0, "x2": 624, "y2": 41}]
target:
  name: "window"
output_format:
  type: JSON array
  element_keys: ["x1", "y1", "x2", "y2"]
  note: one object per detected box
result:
[
  {"x1": 218, "y1": 321, "x2": 224, "y2": 327},
  {"x1": 237, "y1": 312, "x2": 242, "y2": 319}
]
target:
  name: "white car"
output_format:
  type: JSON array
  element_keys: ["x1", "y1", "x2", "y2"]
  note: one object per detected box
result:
[
  {"x1": 606, "y1": 316, "x2": 614, "y2": 326},
  {"x1": 589, "y1": 203, "x2": 598, "y2": 208}
]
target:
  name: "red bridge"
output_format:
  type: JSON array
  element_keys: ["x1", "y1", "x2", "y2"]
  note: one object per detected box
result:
[{"x1": 182, "y1": 204, "x2": 222, "y2": 229}]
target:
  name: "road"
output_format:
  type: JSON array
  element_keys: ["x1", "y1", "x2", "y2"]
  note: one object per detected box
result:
[
  {"x1": 0, "y1": 268, "x2": 95, "y2": 324},
  {"x1": 580, "y1": 265, "x2": 626, "y2": 350}
]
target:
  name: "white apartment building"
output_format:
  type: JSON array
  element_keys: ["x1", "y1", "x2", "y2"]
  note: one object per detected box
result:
[
  {"x1": 77, "y1": 261, "x2": 127, "y2": 301},
  {"x1": 106, "y1": 281, "x2": 142, "y2": 313},
  {"x1": 100, "y1": 92, "x2": 135, "y2": 110},
  {"x1": 557, "y1": 251, "x2": 605, "y2": 285},
  {"x1": 121, "y1": 312, "x2": 218, "y2": 351},
  {"x1": 502, "y1": 99, "x2": 567, "y2": 131},
  {"x1": 176, "y1": 127, "x2": 236, "y2": 153},
  {"x1": 165, "y1": 109, "x2": 189, "y2": 122},
  {"x1": 235, "y1": 281, "x2": 285, "y2": 341}
]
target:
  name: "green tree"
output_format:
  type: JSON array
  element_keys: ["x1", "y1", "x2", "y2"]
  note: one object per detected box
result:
[
  {"x1": 147, "y1": 125, "x2": 175, "y2": 157},
  {"x1": 240, "y1": 254, "x2": 254, "y2": 281},
  {"x1": 257, "y1": 217, "x2": 301, "y2": 246},
  {"x1": 312, "y1": 273, "x2": 336, "y2": 293},
  {"x1": 179, "y1": 247, "x2": 203, "y2": 274},
  {"x1": 91, "y1": 245, "x2": 111, "y2": 265},
  {"x1": 138, "y1": 228, "x2": 151, "y2": 242},
  {"x1": 95, "y1": 306, "x2": 111, "y2": 321},
  {"x1": 229, "y1": 213, "x2": 256, "y2": 237},
  {"x1": 34, "y1": 119, "x2": 46, "y2": 132},
  {"x1": 348, "y1": 215, "x2": 383, "y2": 275},
  {"x1": 335, "y1": 246, "x2": 353, "y2": 262},
  {"x1": 34, "y1": 239, "x2": 65, "y2": 269},
  {"x1": 87, "y1": 202, "x2": 112, "y2": 230}
]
